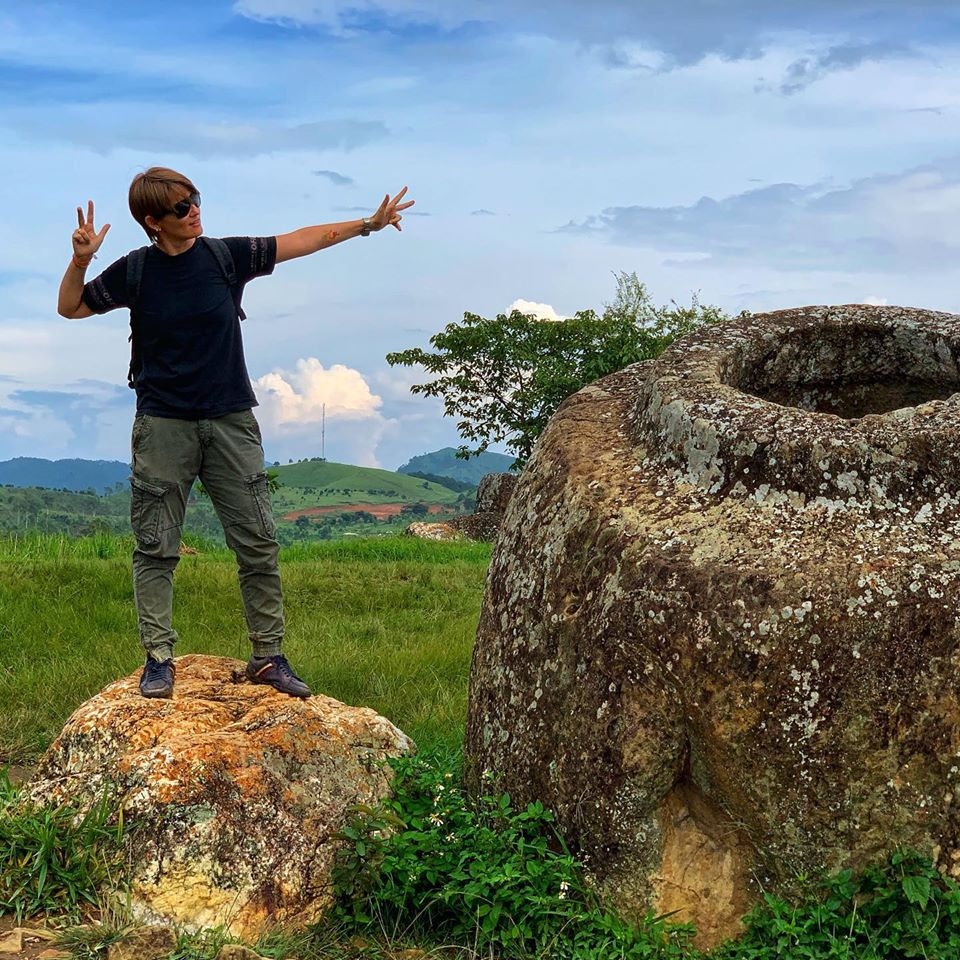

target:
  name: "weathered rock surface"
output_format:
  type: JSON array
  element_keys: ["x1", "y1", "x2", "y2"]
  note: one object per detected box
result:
[
  {"x1": 27, "y1": 654, "x2": 414, "y2": 940},
  {"x1": 449, "y1": 472, "x2": 518, "y2": 541},
  {"x1": 465, "y1": 305, "x2": 960, "y2": 948},
  {"x1": 0, "y1": 926, "x2": 57, "y2": 955},
  {"x1": 404, "y1": 520, "x2": 465, "y2": 541},
  {"x1": 405, "y1": 473, "x2": 518, "y2": 542}
]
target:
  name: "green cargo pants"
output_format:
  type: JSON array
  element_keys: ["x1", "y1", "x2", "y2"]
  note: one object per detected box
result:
[{"x1": 129, "y1": 409, "x2": 284, "y2": 662}]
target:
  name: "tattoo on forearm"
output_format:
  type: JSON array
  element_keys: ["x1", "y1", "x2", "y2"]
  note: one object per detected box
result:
[{"x1": 325, "y1": 230, "x2": 339, "y2": 242}]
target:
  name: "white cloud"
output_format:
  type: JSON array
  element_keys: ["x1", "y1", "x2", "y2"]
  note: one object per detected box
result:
[
  {"x1": 861, "y1": 295, "x2": 888, "y2": 306},
  {"x1": 507, "y1": 298, "x2": 567, "y2": 321},
  {"x1": 254, "y1": 358, "x2": 382, "y2": 425},
  {"x1": 232, "y1": 0, "x2": 467, "y2": 35},
  {"x1": 4, "y1": 112, "x2": 389, "y2": 159},
  {"x1": 232, "y1": 0, "x2": 956, "y2": 66},
  {"x1": 0, "y1": 377, "x2": 132, "y2": 459},
  {"x1": 253, "y1": 359, "x2": 390, "y2": 466},
  {"x1": 561, "y1": 157, "x2": 960, "y2": 273}
]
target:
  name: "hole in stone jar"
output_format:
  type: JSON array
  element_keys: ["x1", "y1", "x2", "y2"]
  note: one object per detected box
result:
[{"x1": 729, "y1": 325, "x2": 960, "y2": 419}]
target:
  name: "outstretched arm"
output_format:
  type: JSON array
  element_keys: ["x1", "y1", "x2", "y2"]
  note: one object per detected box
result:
[{"x1": 275, "y1": 186, "x2": 414, "y2": 264}]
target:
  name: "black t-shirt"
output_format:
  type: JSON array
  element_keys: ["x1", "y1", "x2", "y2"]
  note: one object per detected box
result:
[{"x1": 82, "y1": 236, "x2": 277, "y2": 420}]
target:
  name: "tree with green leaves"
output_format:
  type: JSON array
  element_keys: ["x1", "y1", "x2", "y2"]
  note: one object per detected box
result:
[{"x1": 386, "y1": 272, "x2": 729, "y2": 468}]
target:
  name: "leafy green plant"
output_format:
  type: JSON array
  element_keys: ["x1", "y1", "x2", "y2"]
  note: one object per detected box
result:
[
  {"x1": 331, "y1": 751, "x2": 960, "y2": 959},
  {"x1": 332, "y1": 752, "x2": 694, "y2": 958},
  {"x1": 713, "y1": 849, "x2": 960, "y2": 960},
  {"x1": 0, "y1": 768, "x2": 126, "y2": 922}
]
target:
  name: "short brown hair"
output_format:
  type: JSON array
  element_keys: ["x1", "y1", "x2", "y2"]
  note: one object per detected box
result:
[{"x1": 128, "y1": 167, "x2": 198, "y2": 242}]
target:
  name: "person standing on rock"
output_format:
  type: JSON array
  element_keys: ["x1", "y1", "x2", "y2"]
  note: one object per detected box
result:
[{"x1": 56, "y1": 167, "x2": 415, "y2": 700}]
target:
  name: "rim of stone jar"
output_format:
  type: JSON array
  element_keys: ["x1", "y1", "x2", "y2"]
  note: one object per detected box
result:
[{"x1": 630, "y1": 304, "x2": 960, "y2": 506}]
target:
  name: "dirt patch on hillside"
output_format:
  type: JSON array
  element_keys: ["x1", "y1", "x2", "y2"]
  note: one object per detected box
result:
[{"x1": 282, "y1": 503, "x2": 449, "y2": 521}]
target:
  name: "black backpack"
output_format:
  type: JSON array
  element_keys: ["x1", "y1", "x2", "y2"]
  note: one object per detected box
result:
[{"x1": 124, "y1": 236, "x2": 247, "y2": 389}]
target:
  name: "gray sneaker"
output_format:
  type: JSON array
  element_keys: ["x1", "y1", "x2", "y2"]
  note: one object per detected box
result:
[
  {"x1": 246, "y1": 654, "x2": 312, "y2": 698},
  {"x1": 139, "y1": 657, "x2": 175, "y2": 699}
]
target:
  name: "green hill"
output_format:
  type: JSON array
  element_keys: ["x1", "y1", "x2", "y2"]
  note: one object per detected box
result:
[
  {"x1": 397, "y1": 447, "x2": 515, "y2": 484},
  {"x1": 0, "y1": 459, "x2": 467, "y2": 543},
  {"x1": 270, "y1": 459, "x2": 460, "y2": 513}
]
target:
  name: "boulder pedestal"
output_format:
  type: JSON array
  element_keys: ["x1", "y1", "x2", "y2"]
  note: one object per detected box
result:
[{"x1": 27, "y1": 654, "x2": 414, "y2": 938}]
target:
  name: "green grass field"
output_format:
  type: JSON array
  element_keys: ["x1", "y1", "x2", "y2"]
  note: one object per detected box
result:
[
  {"x1": 0, "y1": 533, "x2": 491, "y2": 763},
  {"x1": 3, "y1": 534, "x2": 955, "y2": 959}
]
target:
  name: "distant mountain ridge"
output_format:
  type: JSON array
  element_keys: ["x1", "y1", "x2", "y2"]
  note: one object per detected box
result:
[
  {"x1": 0, "y1": 457, "x2": 129, "y2": 494},
  {"x1": 397, "y1": 447, "x2": 514, "y2": 485},
  {"x1": 0, "y1": 447, "x2": 516, "y2": 497}
]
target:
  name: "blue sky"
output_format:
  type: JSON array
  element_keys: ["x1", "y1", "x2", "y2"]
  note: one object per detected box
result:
[{"x1": 3, "y1": 0, "x2": 960, "y2": 468}]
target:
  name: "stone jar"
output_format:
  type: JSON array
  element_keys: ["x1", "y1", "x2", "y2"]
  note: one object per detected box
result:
[
  {"x1": 465, "y1": 305, "x2": 960, "y2": 948},
  {"x1": 450, "y1": 472, "x2": 518, "y2": 541}
]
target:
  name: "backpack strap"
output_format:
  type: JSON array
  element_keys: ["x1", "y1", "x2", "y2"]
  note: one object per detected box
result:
[
  {"x1": 125, "y1": 247, "x2": 150, "y2": 390},
  {"x1": 200, "y1": 236, "x2": 247, "y2": 320}
]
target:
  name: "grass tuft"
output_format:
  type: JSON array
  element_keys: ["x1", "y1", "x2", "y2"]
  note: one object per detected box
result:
[{"x1": 0, "y1": 769, "x2": 126, "y2": 924}]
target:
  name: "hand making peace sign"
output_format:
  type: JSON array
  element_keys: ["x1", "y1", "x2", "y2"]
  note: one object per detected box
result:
[
  {"x1": 72, "y1": 200, "x2": 111, "y2": 261},
  {"x1": 369, "y1": 186, "x2": 415, "y2": 232}
]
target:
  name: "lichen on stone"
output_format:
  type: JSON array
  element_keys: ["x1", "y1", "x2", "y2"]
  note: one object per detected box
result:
[{"x1": 464, "y1": 304, "x2": 960, "y2": 949}]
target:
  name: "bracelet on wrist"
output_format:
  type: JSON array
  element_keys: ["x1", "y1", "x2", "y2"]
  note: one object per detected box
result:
[{"x1": 72, "y1": 254, "x2": 94, "y2": 270}]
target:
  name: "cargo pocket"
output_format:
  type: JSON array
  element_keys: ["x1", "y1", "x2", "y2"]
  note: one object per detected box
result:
[
  {"x1": 245, "y1": 471, "x2": 276, "y2": 538},
  {"x1": 130, "y1": 475, "x2": 167, "y2": 546}
]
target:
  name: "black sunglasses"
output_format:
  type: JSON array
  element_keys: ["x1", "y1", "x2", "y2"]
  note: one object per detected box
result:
[{"x1": 166, "y1": 191, "x2": 201, "y2": 219}]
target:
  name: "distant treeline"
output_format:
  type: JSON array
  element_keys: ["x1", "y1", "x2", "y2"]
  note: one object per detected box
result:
[{"x1": 405, "y1": 471, "x2": 477, "y2": 493}]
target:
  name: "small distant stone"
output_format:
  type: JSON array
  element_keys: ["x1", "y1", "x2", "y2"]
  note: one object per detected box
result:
[
  {"x1": 0, "y1": 928, "x2": 22, "y2": 953},
  {"x1": 404, "y1": 521, "x2": 464, "y2": 541},
  {"x1": 106, "y1": 925, "x2": 177, "y2": 960},
  {"x1": 0, "y1": 926, "x2": 58, "y2": 952}
]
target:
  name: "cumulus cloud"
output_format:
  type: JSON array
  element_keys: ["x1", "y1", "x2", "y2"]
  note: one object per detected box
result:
[
  {"x1": 507, "y1": 298, "x2": 566, "y2": 321},
  {"x1": 253, "y1": 359, "x2": 390, "y2": 466},
  {"x1": 862, "y1": 296, "x2": 888, "y2": 306},
  {"x1": 255, "y1": 358, "x2": 382, "y2": 425},
  {"x1": 559, "y1": 158, "x2": 960, "y2": 273}
]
